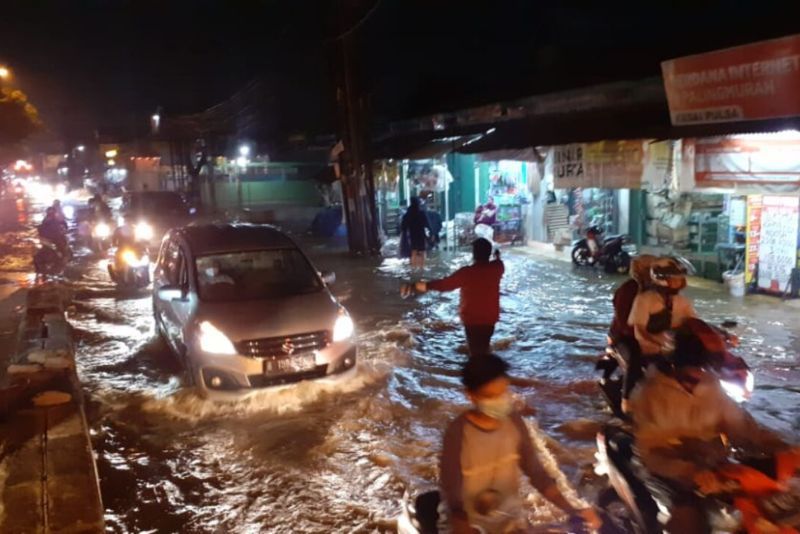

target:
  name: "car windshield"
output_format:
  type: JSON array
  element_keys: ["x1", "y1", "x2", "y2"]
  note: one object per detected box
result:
[
  {"x1": 195, "y1": 248, "x2": 322, "y2": 302},
  {"x1": 125, "y1": 192, "x2": 186, "y2": 214}
]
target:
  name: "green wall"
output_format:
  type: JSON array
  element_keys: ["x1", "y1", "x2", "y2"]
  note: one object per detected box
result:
[
  {"x1": 445, "y1": 153, "x2": 479, "y2": 216},
  {"x1": 202, "y1": 180, "x2": 322, "y2": 210}
]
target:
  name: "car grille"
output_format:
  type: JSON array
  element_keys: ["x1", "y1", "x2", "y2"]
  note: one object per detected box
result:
[{"x1": 235, "y1": 331, "x2": 330, "y2": 358}]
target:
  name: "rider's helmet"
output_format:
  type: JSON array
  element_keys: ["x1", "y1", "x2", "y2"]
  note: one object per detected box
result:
[
  {"x1": 630, "y1": 254, "x2": 657, "y2": 287},
  {"x1": 650, "y1": 256, "x2": 691, "y2": 292}
]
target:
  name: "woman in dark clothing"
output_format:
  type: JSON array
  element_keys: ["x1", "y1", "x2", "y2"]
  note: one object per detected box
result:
[{"x1": 401, "y1": 196, "x2": 431, "y2": 268}]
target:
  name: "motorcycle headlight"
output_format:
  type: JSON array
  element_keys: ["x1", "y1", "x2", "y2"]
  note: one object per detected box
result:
[
  {"x1": 720, "y1": 375, "x2": 752, "y2": 403},
  {"x1": 332, "y1": 314, "x2": 354, "y2": 342},
  {"x1": 93, "y1": 222, "x2": 111, "y2": 238},
  {"x1": 198, "y1": 321, "x2": 237, "y2": 355},
  {"x1": 121, "y1": 249, "x2": 139, "y2": 266},
  {"x1": 134, "y1": 222, "x2": 154, "y2": 241},
  {"x1": 63, "y1": 205, "x2": 74, "y2": 219}
]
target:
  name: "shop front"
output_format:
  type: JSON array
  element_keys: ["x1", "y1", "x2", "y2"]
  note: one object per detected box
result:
[{"x1": 641, "y1": 132, "x2": 800, "y2": 295}]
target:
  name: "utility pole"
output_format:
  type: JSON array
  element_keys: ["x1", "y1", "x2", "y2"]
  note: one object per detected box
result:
[{"x1": 335, "y1": 0, "x2": 381, "y2": 255}]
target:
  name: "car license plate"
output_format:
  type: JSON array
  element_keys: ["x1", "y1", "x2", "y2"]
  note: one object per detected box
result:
[{"x1": 263, "y1": 354, "x2": 316, "y2": 375}]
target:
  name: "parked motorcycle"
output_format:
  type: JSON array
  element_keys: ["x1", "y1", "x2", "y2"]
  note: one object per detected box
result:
[
  {"x1": 108, "y1": 242, "x2": 151, "y2": 288},
  {"x1": 594, "y1": 425, "x2": 800, "y2": 533},
  {"x1": 572, "y1": 226, "x2": 634, "y2": 274}
]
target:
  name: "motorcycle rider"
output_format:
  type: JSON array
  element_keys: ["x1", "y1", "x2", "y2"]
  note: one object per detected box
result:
[
  {"x1": 623, "y1": 256, "x2": 696, "y2": 411},
  {"x1": 440, "y1": 354, "x2": 601, "y2": 533},
  {"x1": 608, "y1": 254, "x2": 657, "y2": 347},
  {"x1": 52, "y1": 199, "x2": 68, "y2": 225},
  {"x1": 38, "y1": 207, "x2": 69, "y2": 255},
  {"x1": 89, "y1": 193, "x2": 112, "y2": 220},
  {"x1": 629, "y1": 321, "x2": 798, "y2": 534}
]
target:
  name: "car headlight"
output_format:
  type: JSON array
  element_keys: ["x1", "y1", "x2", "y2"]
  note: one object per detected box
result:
[
  {"x1": 198, "y1": 321, "x2": 236, "y2": 355},
  {"x1": 134, "y1": 222, "x2": 154, "y2": 241},
  {"x1": 332, "y1": 314, "x2": 354, "y2": 342},
  {"x1": 93, "y1": 222, "x2": 111, "y2": 238}
]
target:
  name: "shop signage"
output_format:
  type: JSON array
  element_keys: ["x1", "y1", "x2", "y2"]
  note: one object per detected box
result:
[
  {"x1": 745, "y1": 195, "x2": 763, "y2": 286},
  {"x1": 553, "y1": 144, "x2": 585, "y2": 182},
  {"x1": 552, "y1": 141, "x2": 644, "y2": 189},
  {"x1": 757, "y1": 195, "x2": 800, "y2": 293},
  {"x1": 662, "y1": 34, "x2": 800, "y2": 125},
  {"x1": 694, "y1": 136, "x2": 800, "y2": 189}
]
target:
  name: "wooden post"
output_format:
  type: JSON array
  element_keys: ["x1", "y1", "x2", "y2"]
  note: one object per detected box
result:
[{"x1": 335, "y1": 0, "x2": 381, "y2": 254}]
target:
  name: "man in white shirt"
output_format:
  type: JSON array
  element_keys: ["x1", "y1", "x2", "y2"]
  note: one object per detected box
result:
[{"x1": 623, "y1": 257, "x2": 696, "y2": 410}]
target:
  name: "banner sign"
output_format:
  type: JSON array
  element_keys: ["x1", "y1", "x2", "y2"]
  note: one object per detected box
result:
[
  {"x1": 694, "y1": 136, "x2": 800, "y2": 189},
  {"x1": 745, "y1": 195, "x2": 762, "y2": 285},
  {"x1": 757, "y1": 195, "x2": 799, "y2": 293},
  {"x1": 553, "y1": 141, "x2": 644, "y2": 189},
  {"x1": 661, "y1": 34, "x2": 800, "y2": 125}
]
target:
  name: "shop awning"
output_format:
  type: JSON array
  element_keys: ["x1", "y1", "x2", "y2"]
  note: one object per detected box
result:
[{"x1": 458, "y1": 104, "x2": 800, "y2": 155}]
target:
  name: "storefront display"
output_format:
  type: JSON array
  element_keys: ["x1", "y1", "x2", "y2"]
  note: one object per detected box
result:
[
  {"x1": 753, "y1": 195, "x2": 799, "y2": 293},
  {"x1": 480, "y1": 160, "x2": 529, "y2": 245}
]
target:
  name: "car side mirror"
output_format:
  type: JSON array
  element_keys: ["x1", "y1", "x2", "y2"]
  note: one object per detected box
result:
[
  {"x1": 157, "y1": 285, "x2": 184, "y2": 301},
  {"x1": 321, "y1": 271, "x2": 336, "y2": 285}
]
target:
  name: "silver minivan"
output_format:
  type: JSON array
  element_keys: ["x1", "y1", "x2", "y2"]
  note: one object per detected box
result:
[{"x1": 152, "y1": 223, "x2": 357, "y2": 398}]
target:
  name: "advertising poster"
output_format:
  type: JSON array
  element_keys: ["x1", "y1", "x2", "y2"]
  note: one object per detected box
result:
[
  {"x1": 745, "y1": 195, "x2": 762, "y2": 285},
  {"x1": 694, "y1": 136, "x2": 800, "y2": 189},
  {"x1": 757, "y1": 195, "x2": 799, "y2": 293}
]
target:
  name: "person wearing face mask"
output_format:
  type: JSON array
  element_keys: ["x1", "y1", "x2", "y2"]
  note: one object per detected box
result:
[
  {"x1": 440, "y1": 354, "x2": 601, "y2": 533},
  {"x1": 623, "y1": 256, "x2": 697, "y2": 412}
]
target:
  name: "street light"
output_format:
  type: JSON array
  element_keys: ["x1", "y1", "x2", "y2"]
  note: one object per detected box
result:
[
  {"x1": 76, "y1": 145, "x2": 85, "y2": 152},
  {"x1": 0, "y1": 66, "x2": 10, "y2": 79},
  {"x1": 238, "y1": 145, "x2": 250, "y2": 157}
]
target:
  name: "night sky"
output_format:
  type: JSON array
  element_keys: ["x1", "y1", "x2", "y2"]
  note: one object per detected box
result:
[{"x1": 2, "y1": 0, "x2": 800, "y2": 142}]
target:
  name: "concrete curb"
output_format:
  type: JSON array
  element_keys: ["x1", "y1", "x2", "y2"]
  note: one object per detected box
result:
[{"x1": 0, "y1": 285, "x2": 103, "y2": 533}]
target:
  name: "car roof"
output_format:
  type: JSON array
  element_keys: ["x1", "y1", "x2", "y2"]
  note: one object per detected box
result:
[{"x1": 176, "y1": 223, "x2": 297, "y2": 255}]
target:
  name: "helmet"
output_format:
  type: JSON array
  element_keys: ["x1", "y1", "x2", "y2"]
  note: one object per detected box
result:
[
  {"x1": 630, "y1": 254, "x2": 657, "y2": 286},
  {"x1": 650, "y1": 256, "x2": 690, "y2": 290}
]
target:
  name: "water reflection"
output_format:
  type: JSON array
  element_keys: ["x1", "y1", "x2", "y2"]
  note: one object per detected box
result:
[{"x1": 64, "y1": 242, "x2": 800, "y2": 532}]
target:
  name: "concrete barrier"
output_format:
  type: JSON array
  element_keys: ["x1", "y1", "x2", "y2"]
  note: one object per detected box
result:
[{"x1": 0, "y1": 285, "x2": 103, "y2": 533}]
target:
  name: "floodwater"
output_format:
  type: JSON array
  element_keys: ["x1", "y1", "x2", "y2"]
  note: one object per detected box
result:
[{"x1": 4, "y1": 213, "x2": 799, "y2": 532}]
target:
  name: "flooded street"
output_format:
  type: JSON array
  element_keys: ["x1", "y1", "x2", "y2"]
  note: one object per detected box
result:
[
  {"x1": 53, "y1": 237, "x2": 798, "y2": 533},
  {"x1": 3, "y1": 217, "x2": 798, "y2": 532}
]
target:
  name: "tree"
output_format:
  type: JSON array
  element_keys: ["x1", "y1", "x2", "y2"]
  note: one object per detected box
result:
[{"x1": 0, "y1": 88, "x2": 40, "y2": 145}]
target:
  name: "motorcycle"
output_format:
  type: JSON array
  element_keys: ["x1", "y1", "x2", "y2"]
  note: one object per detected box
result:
[
  {"x1": 594, "y1": 425, "x2": 800, "y2": 533},
  {"x1": 572, "y1": 226, "x2": 634, "y2": 274},
  {"x1": 397, "y1": 490, "x2": 591, "y2": 534},
  {"x1": 90, "y1": 218, "x2": 114, "y2": 253},
  {"x1": 108, "y1": 242, "x2": 151, "y2": 288},
  {"x1": 33, "y1": 237, "x2": 69, "y2": 277},
  {"x1": 596, "y1": 337, "x2": 753, "y2": 418}
]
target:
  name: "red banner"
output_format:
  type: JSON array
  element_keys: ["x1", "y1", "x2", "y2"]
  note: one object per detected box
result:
[{"x1": 662, "y1": 34, "x2": 800, "y2": 125}]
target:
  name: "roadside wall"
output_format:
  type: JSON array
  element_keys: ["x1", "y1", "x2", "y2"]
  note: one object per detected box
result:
[{"x1": 0, "y1": 285, "x2": 103, "y2": 533}]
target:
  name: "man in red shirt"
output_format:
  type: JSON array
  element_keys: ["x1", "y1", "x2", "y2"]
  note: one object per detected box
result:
[{"x1": 416, "y1": 238, "x2": 504, "y2": 357}]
